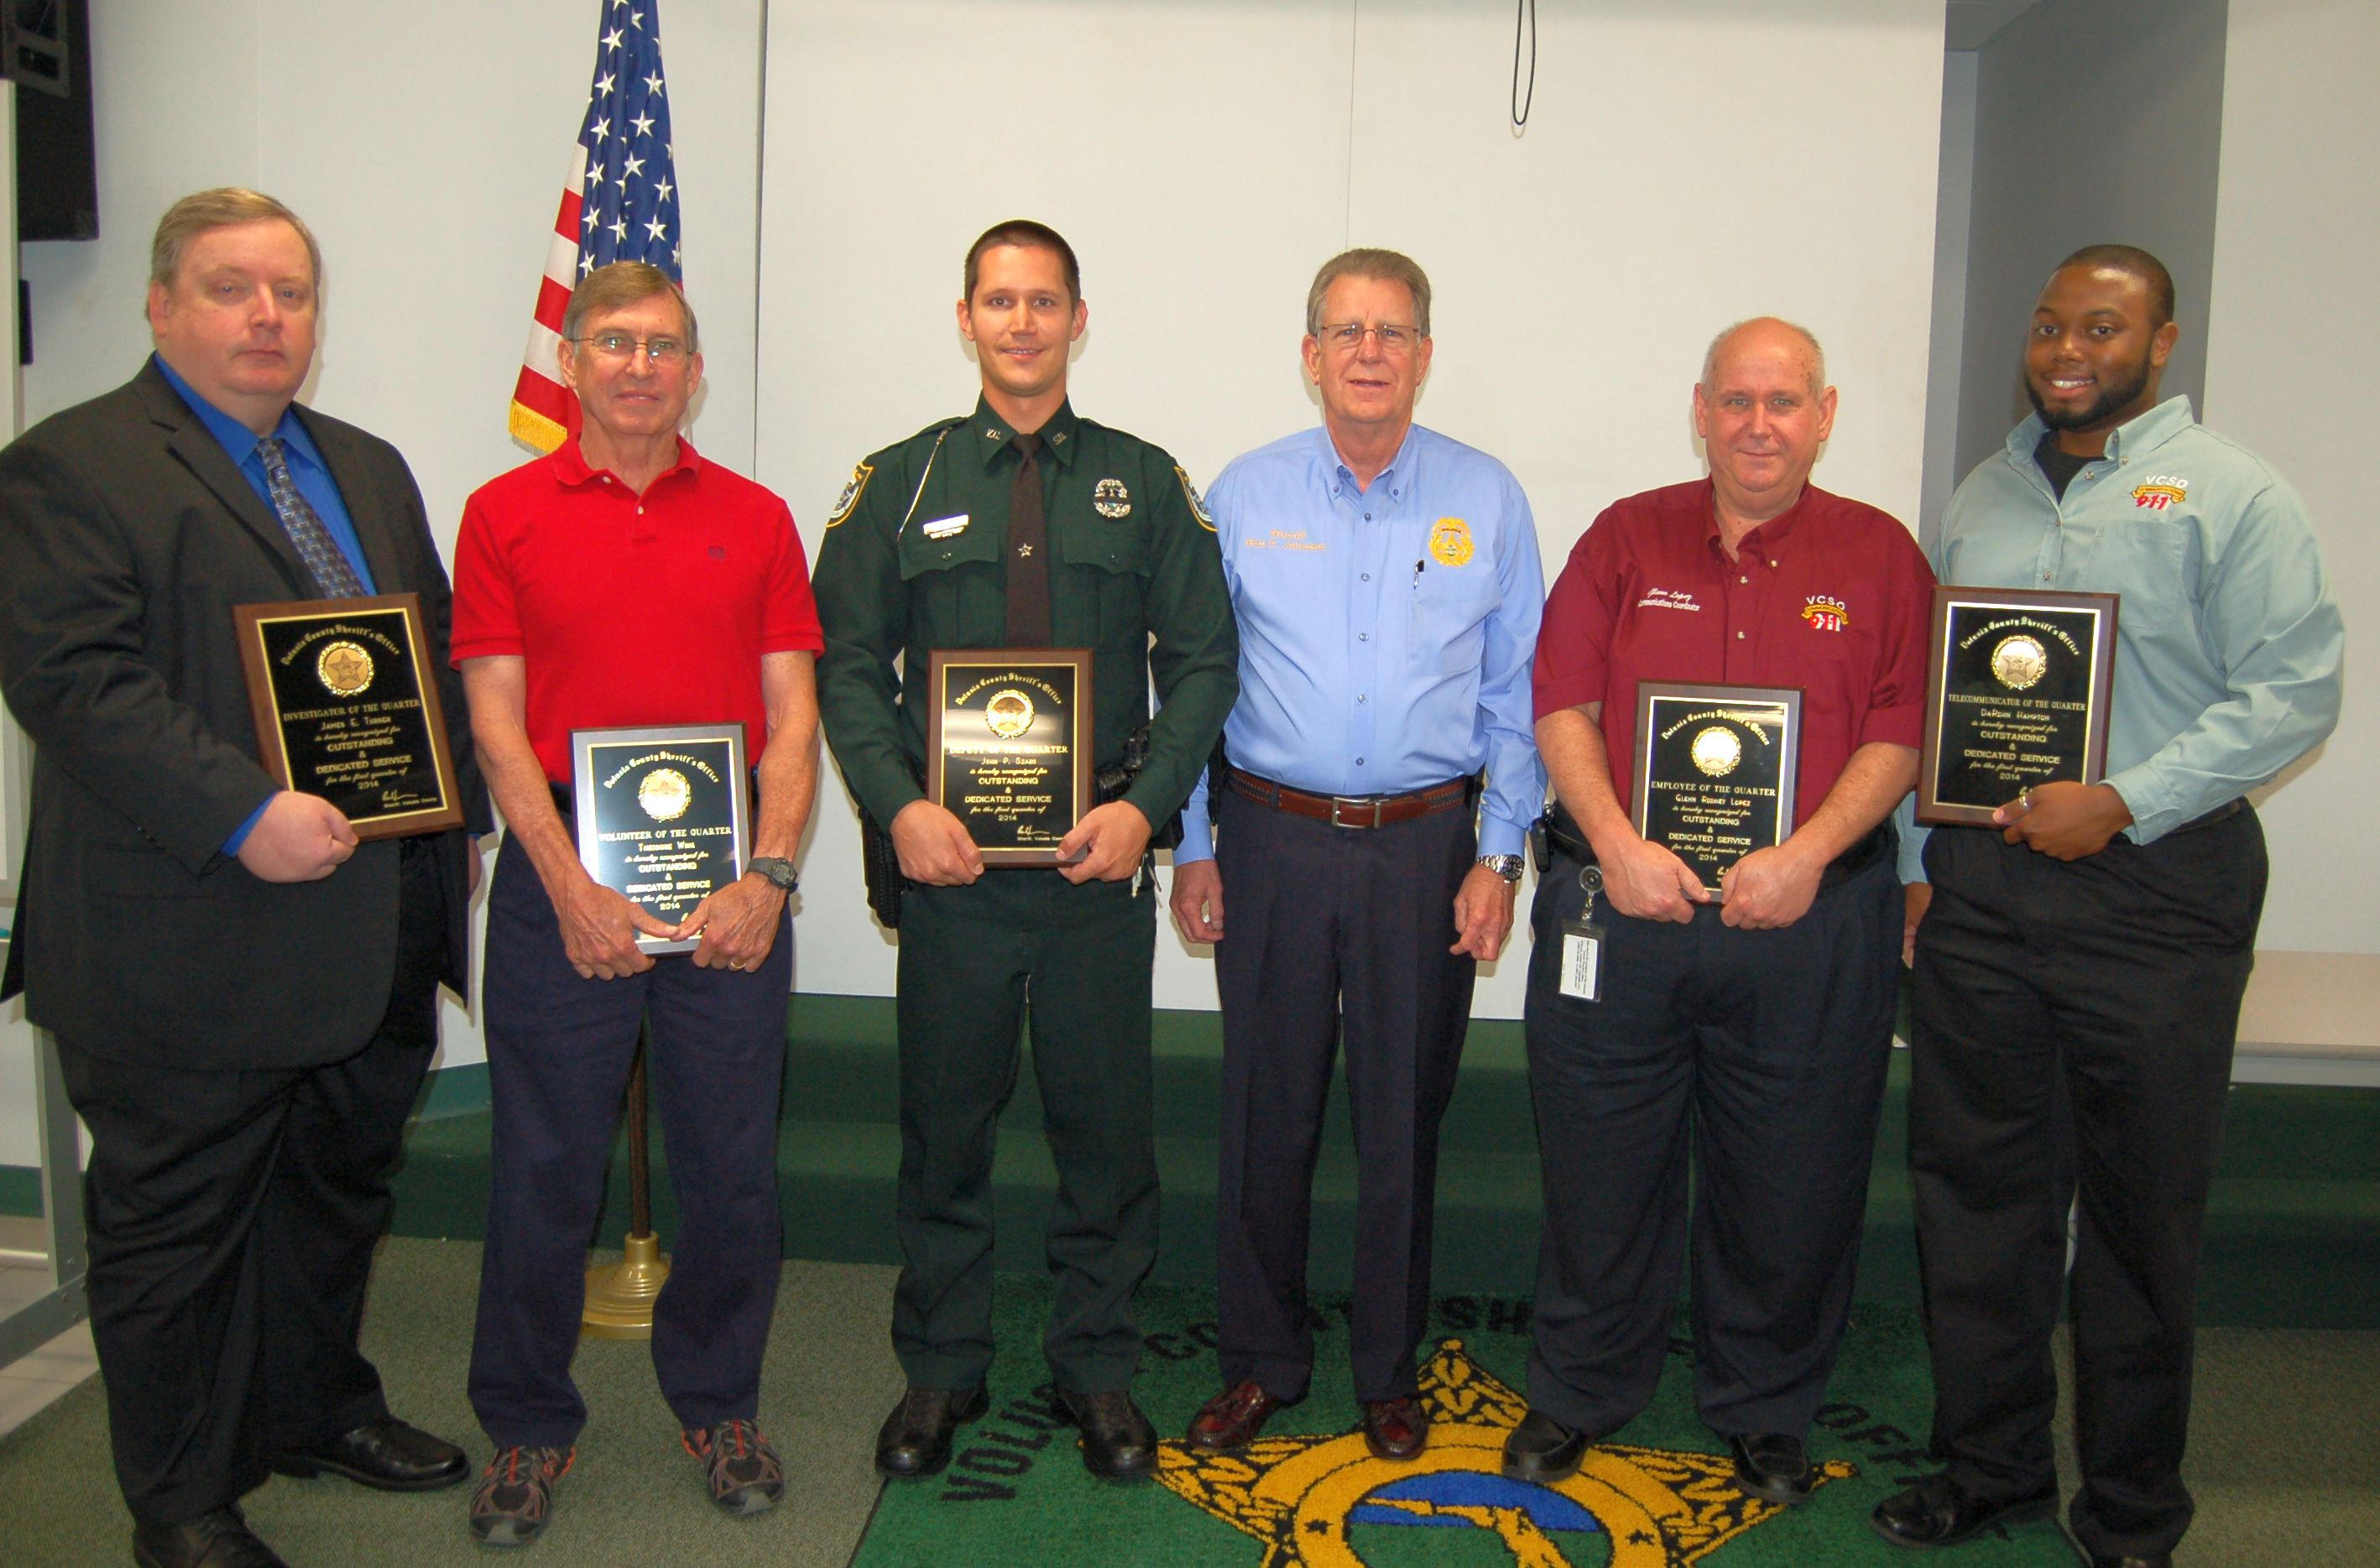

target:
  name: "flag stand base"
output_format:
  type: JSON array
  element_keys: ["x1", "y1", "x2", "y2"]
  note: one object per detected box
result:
[{"x1": 582, "y1": 1232, "x2": 670, "y2": 1340}]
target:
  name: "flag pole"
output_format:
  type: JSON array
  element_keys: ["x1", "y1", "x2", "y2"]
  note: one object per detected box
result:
[{"x1": 582, "y1": 1024, "x2": 669, "y2": 1338}]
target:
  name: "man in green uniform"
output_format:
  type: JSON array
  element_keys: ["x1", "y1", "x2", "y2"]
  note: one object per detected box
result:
[{"x1": 812, "y1": 219, "x2": 1237, "y2": 1482}]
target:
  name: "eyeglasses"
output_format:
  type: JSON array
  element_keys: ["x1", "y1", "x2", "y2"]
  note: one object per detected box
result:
[
  {"x1": 1317, "y1": 321, "x2": 1422, "y2": 355},
  {"x1": 570, "y1": 333, "x2": 690, "y2": 366}
]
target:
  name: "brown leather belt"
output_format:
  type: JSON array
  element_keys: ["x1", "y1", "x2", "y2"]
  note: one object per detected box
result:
[{"x1": 1227, "y1": 769, "x2": 1473, "y2": 829}]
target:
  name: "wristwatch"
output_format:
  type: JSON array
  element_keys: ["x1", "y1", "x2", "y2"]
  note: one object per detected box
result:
[
  {"x1": 1476, "y1": 853, "x2": 1525, "y2": 883},
  {"x1": 746, "y1": 855, "x2": 800, "y2": 893}
]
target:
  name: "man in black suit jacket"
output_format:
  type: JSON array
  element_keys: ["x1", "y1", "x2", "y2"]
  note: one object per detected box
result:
[{"x1": 0, "y1": 189, "x2": 487, "y2": 1568}]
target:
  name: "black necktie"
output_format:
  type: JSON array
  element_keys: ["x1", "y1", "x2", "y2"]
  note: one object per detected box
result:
[{"x1": 1005, "y1": 431, "x2": 1050, "y2": 646}]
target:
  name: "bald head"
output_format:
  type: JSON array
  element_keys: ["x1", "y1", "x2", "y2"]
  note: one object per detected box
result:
[
  {"x1": 1700, "y1": 317, "x2": 1826, "y2": 399},
  {"x1": 1693, "y1": 316, "x2": 1839, "y2": 529}
]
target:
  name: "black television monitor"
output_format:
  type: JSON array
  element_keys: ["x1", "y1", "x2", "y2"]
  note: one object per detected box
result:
[{"x1": 8, "y1": 0, "x2": 99, "y2": 242}]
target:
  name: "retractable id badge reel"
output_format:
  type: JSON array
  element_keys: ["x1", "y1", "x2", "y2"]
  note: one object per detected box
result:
[{"x1": 1559, "y1": 865, "x2": 1605, "y2": 1002}]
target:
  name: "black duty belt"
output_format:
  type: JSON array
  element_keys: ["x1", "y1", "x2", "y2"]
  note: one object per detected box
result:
[
  {"x1": 1228, "y1": 769, "x2": 1474, "y2": 830},
  {"x1": 1536, "y1": 806, "x2": 1891, "y2": 893}
]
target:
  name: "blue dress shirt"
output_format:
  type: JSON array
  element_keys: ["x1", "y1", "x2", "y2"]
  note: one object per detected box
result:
[
  {"x1": 1177, "y1": 424, "x2": 1547, "y2": 862},
  {"x1": 154, "y1": 355, "x2": 378, "y2": 855}
]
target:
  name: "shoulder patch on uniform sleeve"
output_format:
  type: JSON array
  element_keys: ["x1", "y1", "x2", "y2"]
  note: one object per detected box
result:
[
  {"x1": 826, "y1": 461, "x2": 874, "y2": 528},
  {"x1": 1175, "y1": 466, "x2": 1217, "y2": 532}
]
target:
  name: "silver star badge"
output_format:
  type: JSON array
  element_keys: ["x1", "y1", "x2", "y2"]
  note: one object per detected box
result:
[{"x1": 1017, "y1": 543, "x2": 1034, "y2": 557}]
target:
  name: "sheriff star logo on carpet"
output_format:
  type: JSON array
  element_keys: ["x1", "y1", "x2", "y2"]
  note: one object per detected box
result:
[{"x1": 1156, "y1": 1339, "x2": 1851, "y2": 1567}]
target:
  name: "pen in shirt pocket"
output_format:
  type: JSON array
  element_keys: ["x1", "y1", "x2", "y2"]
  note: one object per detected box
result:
[{"x1": 1412, "y1": 558, "x2": 1426, "y2": 588}]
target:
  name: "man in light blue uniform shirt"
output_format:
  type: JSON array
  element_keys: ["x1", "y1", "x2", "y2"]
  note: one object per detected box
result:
[
  {"x1": 1172, "y1": 247, "x2": 1544, "y2": 1463},
  {"x1": 1874, "y1": 247, "x2": 2341, "y2": 1568}
]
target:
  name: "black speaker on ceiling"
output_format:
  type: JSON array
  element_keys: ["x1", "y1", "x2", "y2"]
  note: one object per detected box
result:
[{"x1": 7, "y1": 0, "x2": 99, "y2": 242}]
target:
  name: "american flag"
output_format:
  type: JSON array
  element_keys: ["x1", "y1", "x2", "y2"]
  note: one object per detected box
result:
[{"x1": 507, "y1": 0, "x2": 684, "y2": 452}]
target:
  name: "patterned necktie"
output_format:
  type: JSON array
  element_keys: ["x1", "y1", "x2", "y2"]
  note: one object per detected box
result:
[
  {"x1": 1005, "y1": 431, "x2": 1051, "y2": 646},
  {"x1": 256, "y1": 436, "x2": 364, "y2": 598}
]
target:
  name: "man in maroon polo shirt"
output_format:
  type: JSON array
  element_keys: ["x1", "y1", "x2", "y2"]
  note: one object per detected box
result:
[
  {"x1": 1501, "y1": 319, "x2": 1934, "y2": 1504},
  {"x1": 450, "y1": 262, "x2": 822, "y2": 1545}
]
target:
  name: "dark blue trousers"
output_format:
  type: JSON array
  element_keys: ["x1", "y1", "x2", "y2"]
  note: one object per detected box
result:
[
  {"x1": 467, "y1": 831, "x2": 789, "y2": 1448},
  {"x1": 1212, "y1": 789, "x2": 1479, "y2": 1404},
  {"x1": 1521, "y1": 848, "x2": 1900, "y2": 1440}
]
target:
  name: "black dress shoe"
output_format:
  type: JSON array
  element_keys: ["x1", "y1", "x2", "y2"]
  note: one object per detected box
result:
[
  {"x1": 1501, "y1": 1408, "x2": 1593, "y2": 1483},
  {"x1": 874, "y1": 1385, "x2": 989, "y2": 1477},
  {"x1": 268, "y1": 1414, "x2": 468, "y2": 1491},
  {"x1": 133, "y1": 1506, "x2": 290, "y2": 1568},
  {"x1": 1727, "y1": 1430, "x2": 1814, "y2": 1504},
  {"x1": 2088, "y1": 1556, "x2": 2172, "y2": 1567},
  {"x1": 1871, "y1": 1472, "x2": 2058, "y2": 1549},
  {"x1": 1058, "y1": 1388, "x2": 1158, "y2": 1480}
]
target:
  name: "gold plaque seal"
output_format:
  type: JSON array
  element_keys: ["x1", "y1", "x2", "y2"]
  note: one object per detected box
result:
[
  {"x1": 638, "y1": 767, "x2": 692, "y2": 822},
  {"x1": 316, "y1": 640, "x2": 373, "y2": 696},
  {"x1": 1991, "y1": 634, "x2": 2049, "y2": 690},
  {"x1": 984, "y1": 689, "x2": 1036, "y2": 739},
  {"x1": 1691, "y1": 725, "x2": 1743, "y2": 778}
]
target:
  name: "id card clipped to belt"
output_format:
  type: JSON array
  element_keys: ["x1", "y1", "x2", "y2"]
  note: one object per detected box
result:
[{"x1": 1560, "y1": 865, "x2": 1606, "y2": 1002}]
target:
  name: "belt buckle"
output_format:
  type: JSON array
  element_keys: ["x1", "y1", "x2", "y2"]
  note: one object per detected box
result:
[{"x1": 1329, "y1": 794, "x2": 1381, "y2": 829}]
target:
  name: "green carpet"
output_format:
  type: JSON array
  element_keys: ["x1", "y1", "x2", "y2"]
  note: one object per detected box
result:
[
  {"x1": 4, "y1": 1246, "x2": 2375, "y2": 1565},
  {"x1": 0, "y1": 1238, "x2": 902, "y2": 1568},
  {"x1": 853, "y1": 1277, "x2": 2069, "y2": 1568}
]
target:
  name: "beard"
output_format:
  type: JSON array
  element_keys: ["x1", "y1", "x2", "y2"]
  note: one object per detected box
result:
[{"x1": 2027, "y1": 352, "x2": 2156, "y2": 432}]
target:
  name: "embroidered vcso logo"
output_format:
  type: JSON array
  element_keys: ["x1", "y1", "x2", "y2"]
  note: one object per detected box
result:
[
  {"x1": 1429, "y1": 517, "x2": 1474, "y2": 567},
  {"x1": 2132, "y1": 476, "x2": 2188, "y2": 510},
  {"x1": 1157, "y1": 1339, "x2": 1849, "y2": 1565},
  {"x1": 1802, "y1": 595, "x2": 1850, "y2": 633}
]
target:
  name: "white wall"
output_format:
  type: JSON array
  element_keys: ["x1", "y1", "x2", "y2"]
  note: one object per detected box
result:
[
  {"x1": 758, "y1": 0, "x2": 1950, "y2": 1015},
  {"x1": 2205, "y1": 0, "x2": 2376, "y2": 957}
]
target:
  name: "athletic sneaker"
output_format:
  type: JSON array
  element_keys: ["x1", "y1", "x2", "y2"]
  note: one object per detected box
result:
[
  {"x1": 468, "y1": 1445, "x2": 574, "y2": 1547},
  {"x1": 683, "y1": 1419, "x2": 785, "y2": 1514}
]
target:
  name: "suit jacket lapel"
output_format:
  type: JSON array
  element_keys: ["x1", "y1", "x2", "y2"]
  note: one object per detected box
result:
[{"x1": 132, "y1": 362, "x2": 312, "y2": 596}]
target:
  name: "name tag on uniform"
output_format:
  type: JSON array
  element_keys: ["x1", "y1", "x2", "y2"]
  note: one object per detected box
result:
[{"x1": 921, "y1": 513, "x2": 969, "y2": 539}]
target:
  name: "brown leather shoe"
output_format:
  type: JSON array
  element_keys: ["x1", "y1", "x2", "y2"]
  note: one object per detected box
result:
[
  {"x1": 1361, "y1": 1396, "x2": 1427, "y2": 1461},
  {"x1": 1185, "y1": 1380, "x2": 1283, "y2": 1454}
]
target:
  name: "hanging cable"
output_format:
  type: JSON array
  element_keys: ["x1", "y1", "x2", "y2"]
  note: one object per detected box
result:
[{"x1": 1511, "y1": 0, "x2": 1537, "y2": 130}]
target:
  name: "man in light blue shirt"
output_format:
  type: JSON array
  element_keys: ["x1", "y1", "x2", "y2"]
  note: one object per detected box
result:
[
  {"x1": 1875, "y1": 247, "x2": 2342, "y2": 1568},
  {"x1": 1172, "y1": 248, "x2": 1544, "y2": 1463}
]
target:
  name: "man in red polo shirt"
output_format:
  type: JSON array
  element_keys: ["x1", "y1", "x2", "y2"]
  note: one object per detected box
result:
[
  {"x1": 1504, "y1": 319, "x2": 1934, "y2": 1504},
  {"x1": 449, "y1": 263, "x2": 822, "y2": 1545}
]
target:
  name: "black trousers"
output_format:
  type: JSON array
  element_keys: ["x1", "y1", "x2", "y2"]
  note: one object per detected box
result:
[
  {"x1": 890, "y1": 868, "x2": 1157, "y2": 1394},
  {"x1": 1521, "y1": 847, "x2": 1900, "y2": 1440},
  {"x1": 1212, "y1": 788, "x2": 1478, "y2": 1404},
  {"x1": 1911, "y1": 809, "x2": 2263, "y2": 1561},
  {"x1": 56, "y1": 841, "x2": 446, "y2": 1529},
  {"x1": 467, "y1": 830, "x2": 790, "y2": 1448}
]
